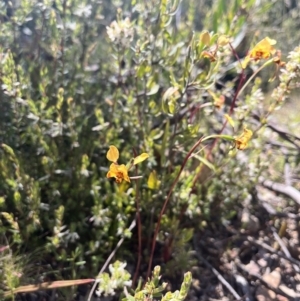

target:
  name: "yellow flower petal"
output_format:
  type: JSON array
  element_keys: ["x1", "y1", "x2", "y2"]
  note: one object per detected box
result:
[
  {"x1": 249, "y1": 37, "x2": 276, "y2": 60},
  {"x1": 264, "y1": 37, "x2": 276, "y2": 46},
  {"x1": 118, "y1": 164, "x2": 130, "y2": 182},
  {"x1": 235, "y1": 128, "x2": 253, "y2": 150},
  {"x1": 208, "y1": 90, "x2": 225, "y2": 109},
  {"x1": 200, "y1": 31, "x2": 211, "y2": 46},
  {"x1": 106, "y1": 163, "x2": 130, "y2": 183},
  {"x1": 218, "y1": 35, "x2": 229, "y2": 46},
  {"x1": 147, "y1": 170, "x2": 159, "y2": 190},
  {"x1": 224, "y1": 114, "x2": 235, "y2": 128},
  {"x1": 133, "y1": 153, "x2": 149, "y2": 165},
  {"x1": 243, "y1": 37, "x2": 277, "y2": 68},
  {"x1": 106, "y1": 163, "x2": 118, "y2": 178},
  {"x1": 201, "y1": 51, "x2": 217, "y2": 62},
  {"x1": 107, "y1": 145, "x2": 119, "y2": 162}
]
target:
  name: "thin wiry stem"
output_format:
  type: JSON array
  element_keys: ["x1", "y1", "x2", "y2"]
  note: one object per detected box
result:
[
  {"x1": 146, "y1": 135, "x2": 204, "y2": 280},
  {"x1": 87, "y1": 219, "x2": 136, "y2": 301},
  {"x1": 191, "y1": 42, "x2": 245, "y2": 189},
  {"x1": 132, "y1": 152, "x2": 142, "y2": 287}
]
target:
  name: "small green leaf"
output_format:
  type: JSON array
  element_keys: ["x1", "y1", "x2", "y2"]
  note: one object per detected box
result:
[
  {"x1": 147, "y1": 84, "x2": 160, "y2": 96},
  {"x1": 192, "y1": 154, "x2": 216, "y2": 172},
  {"x1": 1, "y1": 144, "x2": 15, "y2": 157},
  {"x1": 162, "y1": 87, "x2": 180, "y2": 114}
]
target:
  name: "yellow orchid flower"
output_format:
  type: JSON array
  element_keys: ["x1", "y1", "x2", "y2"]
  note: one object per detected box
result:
[
  {"x1": 106, "y1": 145, "x2": 149, "y2": 184},
  {"x1": 106, "y1": 163, "x2": 130, "y2": 183},
  {"x1": 242, "y1": 37, "x2": 277, "y2": 68},
  {"x1": 249, "y1": 37, "x2": 276, "y2": 60},
  {"x1": 234, "y1": 128, "x2": 253, "y2": 150}
]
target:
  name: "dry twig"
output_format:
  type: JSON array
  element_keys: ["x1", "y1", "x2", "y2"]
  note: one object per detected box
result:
[
  {"x1": 260, "y1": 201, "x2": 300, "y2": 221},
  {"x1": 193, "y1": 234, "x2": 241, "y2": 300},
  {"x1": 247, "y1": 236, "x2": 300, "y2": 268},
  {"x1": 271, "y1": 227, "x2": 300, "y2": 273},
  {"x1": 235, "y1": 258, "x2": 294, "y2": 300},
  {"x1": 259, "y1": 177, "x2": 300, "y2": 205}
]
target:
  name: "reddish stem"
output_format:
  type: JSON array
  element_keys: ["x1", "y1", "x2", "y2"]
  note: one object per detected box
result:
[
  {"x1": 132, "y1": 149, "x2": 142, "y2": 287},
  {"x1": 146, "y1": 136, "x2": 204, "y2": 280},
  {"x1": 191, "y1": 43, "x2": 245, "y2": 188}
]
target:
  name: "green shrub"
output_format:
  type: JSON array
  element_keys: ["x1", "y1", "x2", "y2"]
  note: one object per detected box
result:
[{"x1": 0, "y1": 0, "x2": 299, "y2": 299}]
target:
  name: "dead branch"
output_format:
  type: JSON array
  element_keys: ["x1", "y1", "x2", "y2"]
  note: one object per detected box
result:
[
  {"x1": 260, "y1": 200, "x2": 300, "y2": 221},
  {"x1": 267, "y1": 123, "x2": 300, "y2": 149},
  {"x1": 271, "y1": 227, "x2": 300, "y2": 273},
  {"x1": 259, "y1": 177, "x2": 300, "y2": 206},
  {"x1": 247, "y1": 236, "x2": 300, "y2": 267}
]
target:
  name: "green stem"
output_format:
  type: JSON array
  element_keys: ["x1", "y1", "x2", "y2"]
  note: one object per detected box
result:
[
  {"x1": 202, "y1": 134, "x2": 235, "y2": 142},
  {"x1": 237, "y1": 59, "x2": 274, "y2": 97}
]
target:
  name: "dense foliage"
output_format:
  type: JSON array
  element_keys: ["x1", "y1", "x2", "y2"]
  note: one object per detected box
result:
[{"x1": 1, "y1": 0, "x2": 300, "y2": 300}]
